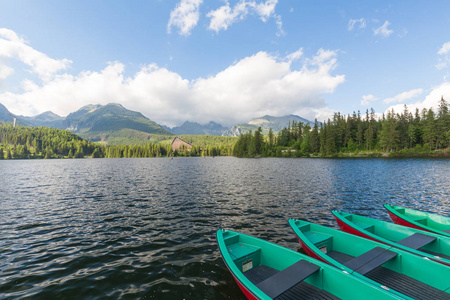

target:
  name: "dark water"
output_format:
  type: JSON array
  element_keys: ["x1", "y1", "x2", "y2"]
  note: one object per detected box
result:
[{"x1": 1, "y1": 157, "x2": 449, "y2": 299}]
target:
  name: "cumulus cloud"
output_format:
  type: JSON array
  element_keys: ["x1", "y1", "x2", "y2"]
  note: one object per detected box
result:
[
  {"x1": 438, "y1": 41, "x2": 450, "y2": 55},
  {"x1": 2, "y1": 47, "x2": 344, "y2": 127},
  {"x1": 207, "y1": 0, "x2": 283, "y2": 35},
  {"x1": 436, "y1": 41, "x2": 450, "y2": 69},
  {"x1": 361, "y1": 94, "x2": 378, "y2": 106},
  {"x1": 0, "y1": 28, "x2": 71, "y2": 81},
  {"x1": 386, "y1": 83, "x2": 450, "y2": 115},
  {"x1": 383, "y1": 88, "x2": 423, "y2": 104},
  {"x1": 373, "y1": 20, "x2": 393, "y2": 37},
  {"x1": 348, "y1": 18, "x2": 366, "y2": 31},
  {"x1": 0, "y1": 64, "x2": 14, "y2": 80},
  {"x1": 167, "y1": 0, "x2": 203, "y2": 36}
]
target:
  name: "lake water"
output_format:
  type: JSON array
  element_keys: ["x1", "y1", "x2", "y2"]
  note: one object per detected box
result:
[{"x1": 1, "y1": 157, "x2": 449, "y2": 299}]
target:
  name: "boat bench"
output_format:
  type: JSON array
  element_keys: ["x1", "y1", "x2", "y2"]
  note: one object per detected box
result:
[
  {"x1": 256, "y1": 260, "x2": 320, "y2": 299},
  {"x1": 344, "y1": 247, "x2": 397, "y2": 275},
  {"x1": 396, "y1": 232, "x2": 436, "y2": 250},
  {"x1": 443, "y1": 229, "x2": 450, "y2": 234}
]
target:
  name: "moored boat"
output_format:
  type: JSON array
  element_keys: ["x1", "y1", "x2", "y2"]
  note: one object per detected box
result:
[
  {"x1": 332, "y1": 210, "x2": 450, "y2": 266},
  {"x1": 217, "y1": 229, "x2": 407, "y2": 300},
  {"x1": 289, "y1": 219, "x2": 450, "y2": 299},
  {"x1": 384, "y1": 204, "x2": 450, "y2": 237}
]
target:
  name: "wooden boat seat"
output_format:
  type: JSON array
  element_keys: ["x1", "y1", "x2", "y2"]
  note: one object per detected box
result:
[
  {"x1": 442, "y1": 229, "x2": 450, "y2": 234},
  {"x1": 256, "y1": 260, "x2": 320, "y2": 299},
  {"x1": 343, "y1": 247, "x2": 397, "y2": 275},
  {"x1": 327, "y1": 250, "x2": 450, "y2": 299},
  {"x1": 245, "y1": 264, "x2": 338, "y2": 299},
  {"x1": 396, "y1": 232, "x2": 436, "y2": 250}
]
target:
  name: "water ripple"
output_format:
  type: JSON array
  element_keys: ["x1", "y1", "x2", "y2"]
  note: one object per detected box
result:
[{"x1": 0, "y1": 157, "x2": 448, "y2": 299}]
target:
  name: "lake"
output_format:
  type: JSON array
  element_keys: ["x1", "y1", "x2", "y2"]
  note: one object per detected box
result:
[{"x1": 0, "y1": 157, "x2": 449, "y2": 299}]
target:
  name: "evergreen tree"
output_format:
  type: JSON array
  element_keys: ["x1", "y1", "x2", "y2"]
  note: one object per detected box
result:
[
  {"x1": 437, "y1": 96, "x2": 450, "y2": 148},
  {"x1": 423, "y1": 108, "x2": 437, "y2": 150},
  {"x1": 268, "y1": 128, "x2": 274, "y2": 147},
  {"x1": 309, "y1": 120, "x2": 320, "y2": 153}
]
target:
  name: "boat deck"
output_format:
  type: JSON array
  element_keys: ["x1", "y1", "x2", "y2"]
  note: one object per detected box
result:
[
  {"x1": 327, "y1": 251, "x2": 450, "y2": 300},
  {"x1": 421, "y1": 249, "x2": 450, "y2": 260},
  {"x1": 244, "y1": 265, "x2": 339, "y2": 300}
]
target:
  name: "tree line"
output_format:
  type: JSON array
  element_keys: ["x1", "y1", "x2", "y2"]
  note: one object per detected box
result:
[
  {"x1": 2, "y1": 98, "x2": 449, "y2": 159},
  {"x1": 0, "y1": 125, "x2": 102, "y2": 159},
  {"x1": 0, "y1": 124, "x2": 233, "y2": 159},
  {"x1": 234, "y1": 97, "x2": 450, "y2": 157}
]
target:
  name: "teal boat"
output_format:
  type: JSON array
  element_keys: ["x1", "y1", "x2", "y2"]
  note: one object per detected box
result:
[
  {"x1": 332, "y1": 211, "x2": 450, "y2": 266},
  {"x1": 217, "y1": 229, "x2": 407, "y2": 300},
  {"x1": 384, "y1": 204, "x2": 450, "y2": 237},
  {"x1": 289, "y1": 219, "x2": 450, "y2": 299}
]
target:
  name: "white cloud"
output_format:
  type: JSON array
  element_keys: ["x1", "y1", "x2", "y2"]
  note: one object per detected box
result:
[
  {"x1": 167, "y1": 0, "x2": 203, "y2": 36},
  {"x1": 383, "y1": 88, "x2": 423, "y2": 104},
  {"x1": 0, "y1": 28, "x2": 71, "y2": 81},
  {"x1": 386, "y1": 83, "x2": 450, "y2": 115},
  {"x1": 0, "y1": 64, "x2": 14, "y2": 80},
  {"x1": 2, "y1": 48, "x2": 344, "y2": 127},
  {"x1": 373, "y1": 20, "x2": 393, "y2": 37},
  {"x1": 361, "y1": 94, "x2": 378, "y2": 106},
  {"x1": 438, "y1": 41, "x2": 450, "y2": 55},
  {"x1": 436, "y1": 41, "x2": 450, "y2": 70},
  {"x1": 348, "y1": 18, "x2": 366, "y2": 31},
  {"x1": 286, "y1": 48, "x2": 303, "y2": 62},
  {"x1": 255, "y1": 0, "x2": 277, "y2": 22},
  {"x1": 207, "y1": 0, "x2": 282, "y2": 35},
  {"x1": 207, "y1": 1, "x2": 251, "y2": 32}
]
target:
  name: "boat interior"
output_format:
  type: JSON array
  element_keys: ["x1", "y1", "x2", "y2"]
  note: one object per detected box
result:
[{"x1": 295, "y1": 222, "x2": 450, "y2": 299}]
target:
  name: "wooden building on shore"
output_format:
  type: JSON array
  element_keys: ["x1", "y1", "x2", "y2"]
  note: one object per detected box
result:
[{"x1": 171, "y1": 137, "x2": 193, "y2": 152}]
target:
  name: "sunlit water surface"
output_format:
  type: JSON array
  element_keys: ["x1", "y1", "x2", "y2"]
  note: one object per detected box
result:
[{"x1": 1, "y1": 157, "x2": 449, "y2": 299}]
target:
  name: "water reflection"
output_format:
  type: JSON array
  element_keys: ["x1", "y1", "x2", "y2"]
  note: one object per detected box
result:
[{"x1": 0, "y1": 157, "x2": 449, "y2": 299}]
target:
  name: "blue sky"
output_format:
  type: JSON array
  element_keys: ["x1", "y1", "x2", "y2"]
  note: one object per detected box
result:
[{"x1": 1, "y1": 0, "x2": 450, "y2": 127}]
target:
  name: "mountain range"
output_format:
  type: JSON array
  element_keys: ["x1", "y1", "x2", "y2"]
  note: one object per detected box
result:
[
  {"x1": 162, "y1": 121, "x2": 228, "y2": 136},
  {"x1": 0, "y1": 102, "x2": 315, "y2": 143},
  {"x1": 222, "y1": 114, "x2": 315, "y2": 137}
]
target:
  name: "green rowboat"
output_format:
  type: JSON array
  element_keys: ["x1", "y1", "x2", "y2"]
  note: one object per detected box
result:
[
  {"x1": 332, "y1": 211, "x2": 450, "y2": 266},
  {"x1": 217, "y1": 229, "x2": 407, "y2": 300},
  {"x1": 289, "y1": 219, "x2": 450, "y2": 299},
  {"x1": 384, "y1": 204, "x2": 450, "y2": 237}
]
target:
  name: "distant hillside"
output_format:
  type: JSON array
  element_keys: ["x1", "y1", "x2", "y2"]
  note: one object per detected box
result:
[
  {"x1": 165, "y1": 121, "x2": 228, "y2": 136},
  {"x1": 0, "y1": 103, "x2": 15, "y2": 123},
  {"x1": 222, "y1": 114, "x2": 315, "y2": 137},
  {"x1": 20, "y1": 111, "x2": 65, "y2": 128},
  {"x1": 64, "y1": 103, "x2": 172, "y2": 142},
  {"x1": 0, "y1": 102, "x2": 173, "y2": 144}
]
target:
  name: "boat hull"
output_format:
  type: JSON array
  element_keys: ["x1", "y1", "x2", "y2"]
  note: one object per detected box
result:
[
  {"x1": 217, "y1": 229, "x2": 406, "y2": 300},
  {"x1": 289, "y1": 219, "x2": 450, "y2": 300},
  {"x1": 384, "y1": 204, "x2": 450, "y2": 238}
]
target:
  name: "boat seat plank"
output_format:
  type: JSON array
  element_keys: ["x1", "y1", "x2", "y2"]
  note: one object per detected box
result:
[
  {"x1": 396, "y1": 233, "x2": 436, "y2": 250},
  {"x1": 256, "y1": 260, "x2": 320, "y2": 299},
  {"x1": 343, "y1": 247, "x2": 397, "y2": 275},
  {"x1": 245, "y1": 265, "x2": 338, "y2": 300},
  {"x1": 443, "y1": 229, "x2": 450, "y2": 234}
]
